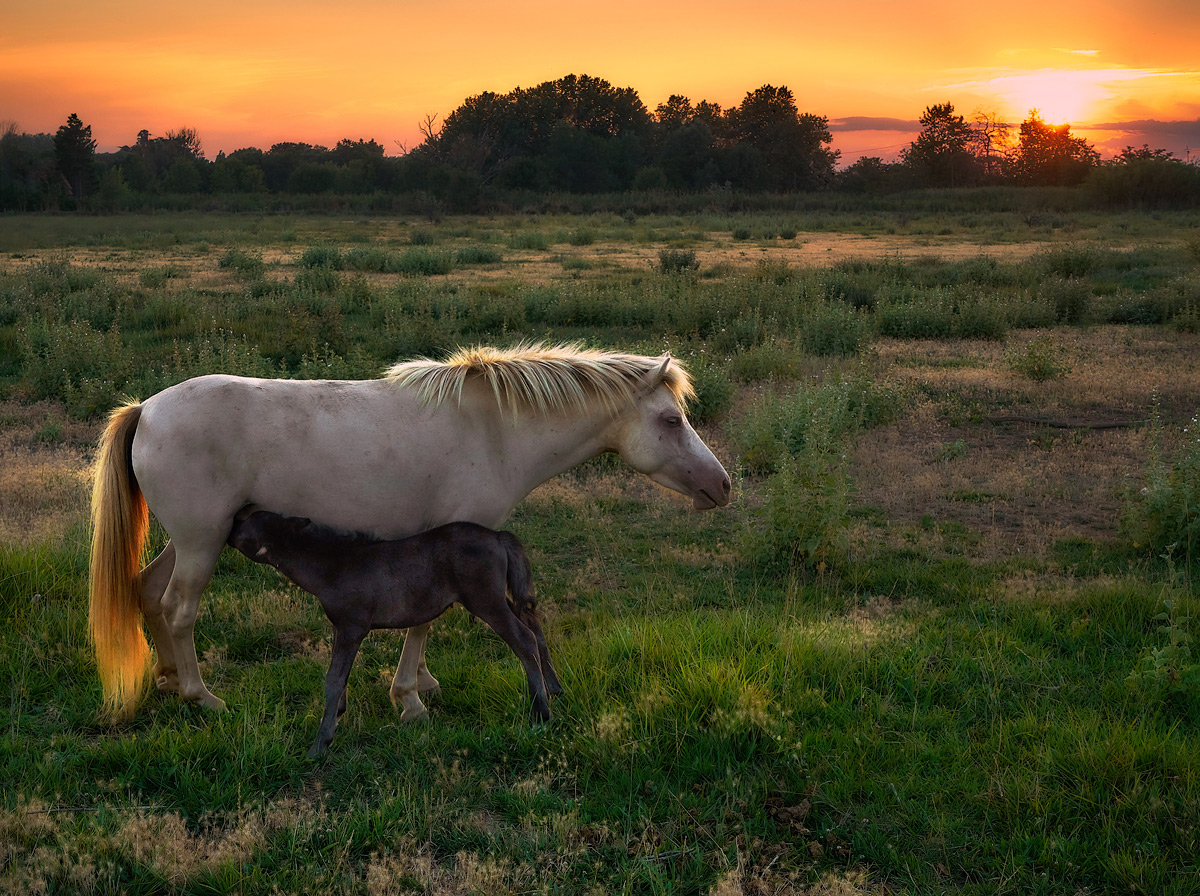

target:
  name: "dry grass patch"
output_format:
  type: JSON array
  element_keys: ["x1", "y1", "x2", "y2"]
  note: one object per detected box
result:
[{"x1": 0, "y1": 402, "x2": 94, "y2": 547}]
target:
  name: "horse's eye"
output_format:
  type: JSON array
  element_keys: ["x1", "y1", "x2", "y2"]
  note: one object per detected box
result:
[{"x1": 665, "y1": 415, "x2": 682, "y2": 428}]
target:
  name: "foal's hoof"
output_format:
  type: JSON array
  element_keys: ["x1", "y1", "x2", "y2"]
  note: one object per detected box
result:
[{"x1": 306, "y1": 742, "x2": 329, "y2": 760}]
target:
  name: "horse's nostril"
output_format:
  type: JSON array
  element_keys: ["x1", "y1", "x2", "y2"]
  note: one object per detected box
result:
[{"x1": 722, "y1": 476, "x2": 731, "y2": 496}]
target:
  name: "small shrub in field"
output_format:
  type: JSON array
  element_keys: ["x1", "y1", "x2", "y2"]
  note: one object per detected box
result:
[
  {"x1": 734, "y1": 381, "x2": 867, "y2": 568},
  {"x1": 390, "y1": 249, "x2": 454, "y2": 276},
  {"x1": 343, "y1": 247, "x2": 391, "y2": 272},
  {"x1": 218, "y1": 248, "x2": 265, "y2": 281},
  {"x1": 727, "y1": 339, "x2": 805, "y2": 383},
  {"x1": 1040, "y1": 276, "x2": 1092, "y2": 323},
  {"x1": 1125, "y1": 410, "x2": 1200, "y2": 564},
  {"x1": 682, "y1": 360, "x2": 732, "y2": 426},
  {"x1": 1006, "y1": 334, "x2": 1071, "y2": 381},
  {"x1": 800, "y1": 302, "x2": 867, "y2": 356},
  {"x1": 408, "y1": 228, "x2": 437, "y2": 246},
  {"x1": 569, "y1": 229, "x2": 596, "y2": 246},
  {"x1": 454, "y1": 245, "x2": 503, "y2": 265},
  {"x1": 657, "y1": 248, "x2": 698, "y2": 274},
  {"x1": 1126, "y1": 597, "x2": 1200, "y2": 714},
  {"x1": 508, "y1": 231, "x2": 549, "y2": 251},
  {"x1": 294, "y1": 265, "x2": 341, "y2": 294},
  {"x1": 300, "y1": 246, "x2": 344, "y2": 270},
  {"x1": 732, "y1": 226, "x2": 752, "y2": 241},
  {"x1": 138, "y1": 265, "x2": 184, "y2": 288}
]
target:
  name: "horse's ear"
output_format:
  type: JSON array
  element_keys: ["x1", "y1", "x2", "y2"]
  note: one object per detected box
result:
[{"x1": 643, "y1": 354, "x2": 671, "y2": 391}]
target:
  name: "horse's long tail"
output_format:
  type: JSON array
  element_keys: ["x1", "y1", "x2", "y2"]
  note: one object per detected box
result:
[
  {"x1": 500, "y1": 532, "x2": 536, "y2": 621},
  {"x1": 88, "y1": 401, "x2": 151, "y2": 720}
]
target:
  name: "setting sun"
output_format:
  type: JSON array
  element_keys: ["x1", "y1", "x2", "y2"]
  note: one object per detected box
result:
[{"x1": 993, "y1": 69, "x2": 1107, "y2": 124}]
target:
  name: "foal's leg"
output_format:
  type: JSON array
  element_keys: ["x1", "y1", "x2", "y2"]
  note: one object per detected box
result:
[
  {"x1": 390, "y1": 621, "x2": 432, "y2": 722},
  {"x1": 310, "y1": 626, "x2": 366, "y2": 759},
  {"x1": 138, "y1": 541, "x2": 180, "y2": 692},
  {"x1": 516, "y1": 605, "x2": 563, "y2": 698},
  {"x1": 416, "y1": 633, "x2": 439, "y2": 694},
  {"x1": 159, "y1": 539, "x2": 226, "y2": 711},
  {"x1": 473, "y1": 601, "x2": 550, "y2": 723}
]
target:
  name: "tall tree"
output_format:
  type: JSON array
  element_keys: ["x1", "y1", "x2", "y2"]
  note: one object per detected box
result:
[
  {"x1": 1007, "y1": 110, "x2": 1099, "y2": 186},
  {"x1": 53, "y1": 113, "x2": 97, "y2": 198},
  {"x1": 902, "y1": 103, "x2": 981, "y2": 187},
  {"x1": 725, "y1": 86, "x2": 837, "y2": 191}
]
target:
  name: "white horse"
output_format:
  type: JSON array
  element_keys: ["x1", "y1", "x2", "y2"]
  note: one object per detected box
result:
[{"x1": 89, "y1": 343, "x2": 731, "y2": 721}]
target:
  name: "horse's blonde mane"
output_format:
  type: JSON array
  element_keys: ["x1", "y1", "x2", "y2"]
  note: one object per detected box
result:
[{"x1": 385, "y1": 343, "x2": 694, "y2": 415}]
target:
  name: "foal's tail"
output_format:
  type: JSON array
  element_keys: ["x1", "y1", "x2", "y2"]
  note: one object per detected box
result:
[
  {"x1": 500, "y1": 532, "x2": 536, "y2": 621},
  {"x1": 88, "y1": 401, "x2": 151, "y2": 720}
]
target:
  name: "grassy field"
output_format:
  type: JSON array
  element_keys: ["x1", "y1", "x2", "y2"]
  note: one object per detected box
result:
[{"x1": 2, "y1": 197, "x2": 1199, "y2": 894}]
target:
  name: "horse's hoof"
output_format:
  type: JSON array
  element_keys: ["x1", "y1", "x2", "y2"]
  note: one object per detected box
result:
[
  {"x1": 198, "y1": 694, "x2": 228, "y2": 712},
  {"x1": 156, "y1": 673, "x2": 179, "y2": 693},
  {"x1": 417, "y1": 675, "x2": 440, "y2": 695},
  {"x1": 399, "y1": 705, "x2": 429, "y2": 724},
  {"x1": 306, "y1": 742, "x2": 329, "y2": 760}
]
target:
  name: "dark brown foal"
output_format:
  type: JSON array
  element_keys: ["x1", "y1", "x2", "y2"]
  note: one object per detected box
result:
[{"x1": 227, "y1": 511, "x2": 561, "y2": 757}]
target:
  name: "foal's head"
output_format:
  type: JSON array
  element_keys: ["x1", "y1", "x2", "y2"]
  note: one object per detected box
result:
[{"x1": 227, "y1": 510, "x2": 310, "y2": 562}]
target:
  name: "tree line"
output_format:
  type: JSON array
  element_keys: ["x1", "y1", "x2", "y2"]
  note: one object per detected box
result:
[{"x1": 2, "y1": 74, "x2": 1198, "y2": 212}]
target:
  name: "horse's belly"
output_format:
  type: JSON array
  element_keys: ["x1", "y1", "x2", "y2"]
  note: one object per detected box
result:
[{"x1": 133, "y1": 375, "x2": 512, "y2": 541}]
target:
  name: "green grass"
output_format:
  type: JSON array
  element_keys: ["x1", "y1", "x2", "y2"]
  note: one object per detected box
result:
[{"x1": 2, "y1": 204, "x2": 1199, "y2": 894}]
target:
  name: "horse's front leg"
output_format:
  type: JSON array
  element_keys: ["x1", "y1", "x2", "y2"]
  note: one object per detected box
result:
[
  {"x1": 390, "y1": 621, "x2": 432, "y2": 722},
  {"x1": 139, "y1": 541, "x2": 179, "y2": 692}
]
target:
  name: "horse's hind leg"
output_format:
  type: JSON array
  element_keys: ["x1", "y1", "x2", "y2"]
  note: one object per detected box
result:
[
  {"x1": 159, "y1": 539, "x2": 226, "y2": 711},
  {"x1": 138, "y1": 541, "x2": 180, "y2": 693},
  {"x1": 390, "y1": 621, "x2": 432, "y2": 722}
]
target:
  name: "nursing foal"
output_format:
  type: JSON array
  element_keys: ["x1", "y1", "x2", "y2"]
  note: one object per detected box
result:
[{"x1": 227, "y1": 511, "x2": 560, "y2": 757}]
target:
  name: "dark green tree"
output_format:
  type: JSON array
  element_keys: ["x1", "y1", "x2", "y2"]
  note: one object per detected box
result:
[
  {"x1": 902, "y1": 103, "x2": 981, "y2": 187},
  {"x1": 1, "y1": 124, "x2": 56, "y2": 210},
  {"x1": 53, "y1": 113, "x2": 97, "y2": 198},
  {"x1": 724, "y1": 86, "x2": 838, "y2": 190}
]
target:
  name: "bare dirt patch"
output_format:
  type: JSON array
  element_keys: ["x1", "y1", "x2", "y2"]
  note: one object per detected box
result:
[{"x1": 852, "y1": 326, "x2": 1200, "y2": 562}]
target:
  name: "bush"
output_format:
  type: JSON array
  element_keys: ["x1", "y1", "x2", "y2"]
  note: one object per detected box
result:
[
  {"x1": 300, "y1": 246, "x2": 344, "y2": 269},
  {"x1": 454, "y1": 246, "x2": 503, "y2": 265},
  {"x1": 390, "y1": 250, "x2": 454, "y2": 276},
  {"x1": 682, "y1": 359, "x2": 732, "y2": 425},
  {"x1": 219, "y1": 249, "x2": 265, "y2": 281},
  {"x1": 1006, "y1": 334, "x2": 1071, "y2": 381},
  {"x1": 800, "y1": 302, "x2": 867, "y2": 356},
  {"x1": 1126, "y1": 410, "x2": 1200, "y2": 565},
  {"x1": 657, "y1": 248, "x2": 699, "y2": 274}
]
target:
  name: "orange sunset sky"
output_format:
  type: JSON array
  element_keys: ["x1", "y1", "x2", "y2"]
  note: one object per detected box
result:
[{"x1": 3, "y1": 0, "x2": 1199, "y2": 165}]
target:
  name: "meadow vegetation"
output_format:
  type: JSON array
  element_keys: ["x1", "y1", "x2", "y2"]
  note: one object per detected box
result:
[{"x1": 1, "y1": 196, "x2": 1199, "y2": 894}]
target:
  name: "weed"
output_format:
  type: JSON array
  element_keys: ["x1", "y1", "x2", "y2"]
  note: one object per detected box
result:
[
  {"x1": 1006, "y1": 333, "x2": 1072, "y2": 381},
  {"x1": 1126, "y1": 409, "x2": 1200, "y2": 565}
]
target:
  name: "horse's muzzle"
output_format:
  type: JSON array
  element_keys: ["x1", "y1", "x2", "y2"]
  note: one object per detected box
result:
[{"x1": 693, "y1": 475, "x2": 732, "y2": 509}]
